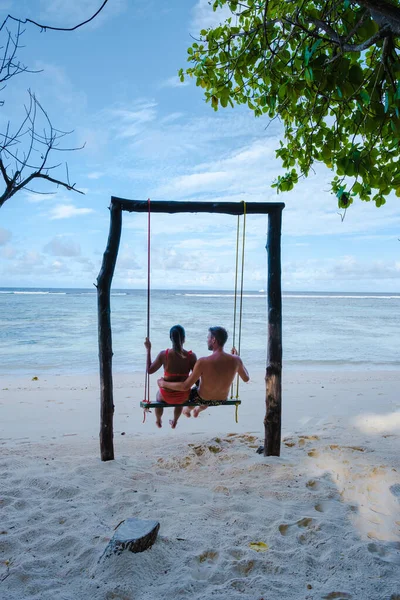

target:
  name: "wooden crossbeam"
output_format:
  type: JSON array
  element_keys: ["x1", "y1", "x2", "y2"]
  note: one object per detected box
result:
[{"x1": 111, "y1": 197, "x2": 284, "y2": 215}]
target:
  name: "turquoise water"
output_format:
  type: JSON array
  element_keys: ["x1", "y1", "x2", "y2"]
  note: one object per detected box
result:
[{"x1": 0, "y1": 288, "x2": 399, "y2": 375}]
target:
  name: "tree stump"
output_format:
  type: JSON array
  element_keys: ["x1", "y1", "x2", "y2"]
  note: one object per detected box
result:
[{"x1": 104, "y1": 518, "x2": 160, "y2": 558}]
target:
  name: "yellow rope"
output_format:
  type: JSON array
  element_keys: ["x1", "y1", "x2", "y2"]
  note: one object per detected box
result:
[
  {"x1": 235, "y1": 200, "x2": 246, "y2": 399},
  {"x1": 235, "y1": 402, "x2": 239, "y2": 423},
  {"x1": 231, "y1": 214, "x2": 240, "y2": 400}
]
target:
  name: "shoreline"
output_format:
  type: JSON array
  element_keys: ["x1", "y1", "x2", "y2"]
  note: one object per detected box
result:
[
  {"x1": 1, "y1": 369, "x2": 399, "y2": 444},
  {"x1": 2, "y1": 360, "x2": 400, "y2": 378}
]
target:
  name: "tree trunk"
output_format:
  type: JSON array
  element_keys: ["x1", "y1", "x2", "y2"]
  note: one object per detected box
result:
[
  {"x1": 97, "y1": 203, "x2": 122, "y2": 461},
  {"x1": 264, "y1": 209, "x2": 283, "y2": 456}
]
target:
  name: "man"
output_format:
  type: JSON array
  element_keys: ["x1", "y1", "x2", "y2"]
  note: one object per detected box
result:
[{"x1": 157, "y1": 326, "x2": 249, "y2": 418}]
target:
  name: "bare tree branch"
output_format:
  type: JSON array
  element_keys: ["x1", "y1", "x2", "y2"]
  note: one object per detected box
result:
[
  {"x1": 1, "y1": 0, "x2": 110, "y2": 33},
  {"x1": 0, "y1": 90, "x2": 84, "y2": 208},
  {"x1": 0, "y1": 3, "x2": 112, "y2": 208}
]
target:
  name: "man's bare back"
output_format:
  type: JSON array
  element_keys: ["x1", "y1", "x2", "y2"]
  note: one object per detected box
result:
[
  {"x1": 157, "y1": 326, "x2": 249, "y2": 416},
  {"x1": 194, "y1": 350, "x2": 247, "y2": 400}
]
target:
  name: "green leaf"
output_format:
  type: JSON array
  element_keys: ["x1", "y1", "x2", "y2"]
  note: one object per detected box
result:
[
  {"x1": 360, "y1": 90, "x2": 370, "y2": 105},
  {"x1": 304, "y1": 67, "x2": 313, "y2": 84},
  {"x1": 348, "y1": 65, "x2": 364, "y2": 86}
]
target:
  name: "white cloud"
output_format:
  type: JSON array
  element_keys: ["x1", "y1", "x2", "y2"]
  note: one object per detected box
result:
[
  {"x1": 0, "y1": 227, "x2": 11, "y2": 245},
  {"x1": 87, "y1": 172, "x2": 104, "y2": 180},
  {"x1": 104, "y1": 102, "x2": 158, "y2": 139},
  {"x1": 25, "y1": 191, "x2": 57, "y2": 203},
  {"x1": 191, "y1": 0, "x2": 232, "y2": 31},
  {"x1": 1, "y1": 246, "x2": 17, "y2": 259},
  {"x1": 332, "y1": 256, "x2": 400, "y2": 280},
  {"x1": 161, "y1": 75, "x2": 190, "y2": 89},
  {"x1": 43, "y1": 237, "x2": 81, "y2": 257},
  {"x1": 49, "y1": 204, "x2": 94, "y2": 220},
  {"x1": 34, "y1": 62, "x2": 87, "y2": 116},
  {"x1": 19, "y1": 251, "x2": 44, "y2": 267},
  {"x1": 37, "y1": 0, "x2": 127, "y2": 29},
  {"x1": 117, "y1": 250, "x2": 141, "y2": 271},
  {"x1": 155, "y1": 140, "x2": 277, "y2": 198},
  {"x1": 282, "y1": 256, "x2": 400, "y2": 290},
  {"x1": 95, "y1": 101, "x2": 278, "y2": 171}
]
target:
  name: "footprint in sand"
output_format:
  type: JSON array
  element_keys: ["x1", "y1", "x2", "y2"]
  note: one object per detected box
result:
[
  {"x1": 314, "y1": 502, "x2": 331, "y2": 513},
  {"x1": 213, "y1": 486, "x2": 230, "y2": 496},
  {"x1": 283, "y1": 438, "x2": 296, "y2": 448},
  {"x1": 279, "y1": 517, "x2": 314, "y2": 536},
  {"x1": 197, "y1": 550, "x2": 219, "y2": 563},
  {"x1": 367, "y1": 542, "x2": 400, "y2": 565},
  {"x1": 138, "y1": 493, "x2": 152, "y2": 503},
  {"x1": 306, "y1": 479, "x2": 320, "y2": 490},
  {"x1": 390, "y1": 483, "x2": 400, "y2": 500},
  {"x1": 233, "y1": 559, "x2": 255, "y2": 576},
  {"x1": 308, "y1": 449, "x2": 319, "y2": 457},
  {"x1": 203, "y1": 505, "x2": 229, "y2": 520},
  {"x1": 228, "y1": 549, "x2": 245, "y2": 560}
]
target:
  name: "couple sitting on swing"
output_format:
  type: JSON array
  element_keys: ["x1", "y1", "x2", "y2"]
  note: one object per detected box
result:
[{"x1": 144, "y1": 325, "x2": 249, "y2": 429}]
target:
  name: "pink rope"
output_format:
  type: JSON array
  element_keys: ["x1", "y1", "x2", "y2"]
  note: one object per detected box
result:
[{"x1": 143, "y1": 198, "x2": 151, "y2": 422}]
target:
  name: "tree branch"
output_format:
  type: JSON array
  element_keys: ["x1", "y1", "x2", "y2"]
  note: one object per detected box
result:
[
  {"x1": 1, "y1": 0, "x2": 110, "y2": 33},
  {"x1": 355, "y1": 0, "x2": 400, "y2": 34}
]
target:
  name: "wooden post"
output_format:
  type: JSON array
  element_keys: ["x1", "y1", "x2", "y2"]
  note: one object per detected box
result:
[
  {"x1": 264, "y1": 208, "x2": 283, "y2": 456},
  {"x1": 97, "y1": 203, "x2": 122, "y2": 461}
]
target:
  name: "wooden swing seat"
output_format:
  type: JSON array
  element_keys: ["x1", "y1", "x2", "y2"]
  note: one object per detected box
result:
[{"x1": 140, "y1": 399, "x2": 241, "y2": 409}]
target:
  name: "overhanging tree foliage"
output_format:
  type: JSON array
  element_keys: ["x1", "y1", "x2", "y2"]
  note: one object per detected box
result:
[{"x1": 180, "y1": 0, "x2": 400, "y2": 209}]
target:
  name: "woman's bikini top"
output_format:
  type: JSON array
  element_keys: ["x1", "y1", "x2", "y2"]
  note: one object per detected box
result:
[{"x1": 163, "y1": 348, "x2": 193, "y2": 378}]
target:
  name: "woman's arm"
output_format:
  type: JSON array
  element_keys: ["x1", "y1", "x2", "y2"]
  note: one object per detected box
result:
[{"x1": 144, "y1": 338, "x2": 164, "y2": 374}]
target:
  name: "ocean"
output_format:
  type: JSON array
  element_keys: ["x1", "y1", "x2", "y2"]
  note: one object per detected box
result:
[{"x1": 0, "y1": 288, "x2": 399, "y2": 376}]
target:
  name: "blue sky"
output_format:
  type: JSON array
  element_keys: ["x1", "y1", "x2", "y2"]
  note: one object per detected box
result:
[{"x1": 0, "y1": 0, "x2": 399, "y2": 291}]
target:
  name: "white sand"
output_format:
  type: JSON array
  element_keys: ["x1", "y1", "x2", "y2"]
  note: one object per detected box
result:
[{"x1": 1, "y1": 370, "x2": 399, "y2": 599}]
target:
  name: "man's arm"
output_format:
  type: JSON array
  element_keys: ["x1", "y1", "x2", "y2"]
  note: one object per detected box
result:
[
  {"x1": 237, "y1": 357, "x2": 249, "y2": 382},
  {"x1": 231, "y1": 347, "x2": 250, "y2": 383},
  {"x1": 158, "y1": 359, "x2": 203, "y2": 391}
]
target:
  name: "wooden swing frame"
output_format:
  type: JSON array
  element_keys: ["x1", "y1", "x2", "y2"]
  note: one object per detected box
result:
[{"x1": 97, "y1": 197, "x2": 284, "y2": 462}]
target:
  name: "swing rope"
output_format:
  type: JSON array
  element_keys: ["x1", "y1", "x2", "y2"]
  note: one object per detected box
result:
[
  {"x1": 236, "y1": 200, "x2": 246, "y2": 398},
  {"x1": 142, "y1": 198, "x2": 151, "y2": 423},
  {"x1": 141, "y1": 199, "x2": 245, "y2": 424},
  {"x1": 231, "y1": 201, "x2": 246, "y2": 401},
  {"x1": 230, "y1": 214, "x2": 240, "y2": 400}
]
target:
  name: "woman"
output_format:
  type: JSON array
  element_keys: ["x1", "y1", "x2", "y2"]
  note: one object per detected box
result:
[{"x1": 144, "y1": 325, "x2": 197, "y2": 429}]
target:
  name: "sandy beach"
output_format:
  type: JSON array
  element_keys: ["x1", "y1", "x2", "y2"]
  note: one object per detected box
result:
[{"x1": 1, "y1": 369, "x2": 399, "y2": 599}]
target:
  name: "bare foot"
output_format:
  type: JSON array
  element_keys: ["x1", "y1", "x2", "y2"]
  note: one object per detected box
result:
[
  {"x1": 155, "y1": 419, "x2": 162, "y2": 428},
  {"x1": 183, "y1": 407, "x2": 191, "y2": 418},
  {"x1": 169, "y1": 419, "x2": 178, "y2": 429},
  {"x1": 193, "y1": 407, "x2": 201, "y2": 418}
]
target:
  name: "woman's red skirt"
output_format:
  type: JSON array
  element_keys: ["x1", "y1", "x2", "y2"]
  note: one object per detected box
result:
[{"x1": 159, "y1": 387, "x2": 190, "y2": 405}]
